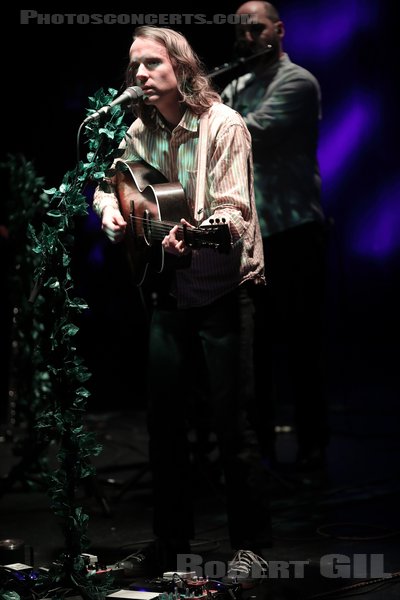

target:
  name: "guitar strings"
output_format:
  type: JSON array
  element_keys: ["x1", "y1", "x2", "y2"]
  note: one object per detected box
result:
[
  {"x1": 129, "y1": 214, "x2": 189, "y2": 240},
  {"x1": 128, "y1": 214, "x2": 229, "y2": 248}
]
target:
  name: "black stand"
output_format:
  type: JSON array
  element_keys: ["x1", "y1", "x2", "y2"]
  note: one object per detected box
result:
[{"x1": 96, "y1": 459, "x2": 151, "y2": 503}]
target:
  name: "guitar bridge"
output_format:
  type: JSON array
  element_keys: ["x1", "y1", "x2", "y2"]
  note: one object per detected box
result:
[
  {"x1": 129, "y1": 200, "x2": 135, "y2": 236},
  {"x1": 142, "y1": 209, "x2": 153, "y2": 246}
]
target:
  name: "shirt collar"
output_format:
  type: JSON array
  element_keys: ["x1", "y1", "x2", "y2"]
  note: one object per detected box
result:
[
  {"x1": 155, "y1": 107, "x2": 198, "y2": 134},
  {"x1": 179, "y1": 109, "x2": 199, "y2": 133}
]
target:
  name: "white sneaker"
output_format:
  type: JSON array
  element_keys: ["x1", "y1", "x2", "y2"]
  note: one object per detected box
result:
[{"x1": 223, "y1": 549, "x2": 269, "y2": 588}]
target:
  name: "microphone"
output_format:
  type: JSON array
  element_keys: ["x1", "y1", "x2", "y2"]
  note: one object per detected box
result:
[{"x1": 83, "y1": 86, "x2": 144, "y2": 123}]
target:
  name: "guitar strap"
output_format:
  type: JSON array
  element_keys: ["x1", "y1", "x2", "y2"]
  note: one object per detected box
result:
[{"x1": 193, "y1": 110, "x2": 210, "y2": 225}]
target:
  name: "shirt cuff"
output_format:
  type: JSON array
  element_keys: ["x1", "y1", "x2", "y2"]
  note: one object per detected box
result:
[{"x1": 92, "y1": 191, "x2": 119, "y2": 217}]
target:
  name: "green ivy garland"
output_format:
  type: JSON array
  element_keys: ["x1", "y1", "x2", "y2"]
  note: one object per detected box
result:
[
  {"x1": 2, "y1": 89, "x2": 129, "y2": 599},
  {"x1": 0, "y1": 155, "x2": 51, "y2": 490}
]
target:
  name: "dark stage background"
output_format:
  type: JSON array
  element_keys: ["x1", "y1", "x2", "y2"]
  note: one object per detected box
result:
[{"x1": 1, "y1": 2, "x2": 399, "y2": 411}]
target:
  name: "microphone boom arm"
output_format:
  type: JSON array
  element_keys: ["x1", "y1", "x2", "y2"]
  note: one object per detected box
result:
[
  {"x1": 83, "y1": 86, "x2": 143, "y2": 124},
  {"x1": 208, "y1": 45, "x2": 273, "y2": 78}
]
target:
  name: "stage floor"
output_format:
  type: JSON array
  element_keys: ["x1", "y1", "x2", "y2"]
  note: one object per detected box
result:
[{"x1": 1, "y1": 385, "x2": 400, "y2": 599}]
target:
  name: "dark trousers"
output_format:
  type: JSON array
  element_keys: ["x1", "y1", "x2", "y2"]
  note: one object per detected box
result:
[
  {"x1": 249, "y1": 222, "x2": 330, "y2": 458},
  {"x1": 146, "y1": 286, "x2": 271, "y2": 549}
]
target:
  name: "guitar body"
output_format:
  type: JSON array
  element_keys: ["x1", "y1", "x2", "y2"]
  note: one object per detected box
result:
[
  {"x1": 116, "y1": 160, "x2": 192, "y2": 286},
  {"x1": 115, "y1": 159, "x2": 231, "y2": 286}
]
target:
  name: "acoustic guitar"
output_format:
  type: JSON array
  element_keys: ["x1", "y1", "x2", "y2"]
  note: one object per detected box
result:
[{"x1": 115, "y1": 159, "x2": 232, "y2": 286}]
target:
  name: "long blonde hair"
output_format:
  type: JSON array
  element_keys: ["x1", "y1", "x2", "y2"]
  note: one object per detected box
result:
[{"x1": 126, "y1": 26, "x2": 220, "y2": 127}]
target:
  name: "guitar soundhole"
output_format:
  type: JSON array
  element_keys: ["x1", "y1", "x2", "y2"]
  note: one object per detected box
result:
[{"x1": 142, "y1": 209, "x2": 153, "y2": 246}]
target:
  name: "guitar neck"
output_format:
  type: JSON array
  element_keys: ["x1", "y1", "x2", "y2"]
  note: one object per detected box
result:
[
  {"x1": 132, "y1": 217, "x2": 185, "y2": 241},
  {"x1": 130, "y1": 215, "x2": 231, "y2": 253}
]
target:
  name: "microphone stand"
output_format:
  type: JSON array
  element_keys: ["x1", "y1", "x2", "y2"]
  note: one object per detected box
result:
[{"x1": 208, "y1": 44, "x2": 273, "y2": 79}]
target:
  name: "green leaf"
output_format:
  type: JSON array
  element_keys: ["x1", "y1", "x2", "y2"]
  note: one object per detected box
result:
[
  {"x1": 99, "y1": 127, "x2": 115, "y2": 139},
  {"x1": 69, "y1": 297, "x2": 89, "y2": 310},
  {"x1": 92, "y1": 171, "x2": 105, "y2": 180},
  {"x1": 1, "y1": 591, "x2": 21, "y2": 600},
  {"x1": 76, "y1": 386, "x2": 91, "y2": 398},
  {"x1": 61, "y1": 323, "x2": 80, "y2": 337},
  {"x1": 46, "y1": 277, "x2": 60, "y2": 289}
]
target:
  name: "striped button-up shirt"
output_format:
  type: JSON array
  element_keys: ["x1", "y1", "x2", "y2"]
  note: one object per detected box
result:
[{"x1": 93, "y1": 101, "x2": 265, "y2": 308}]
